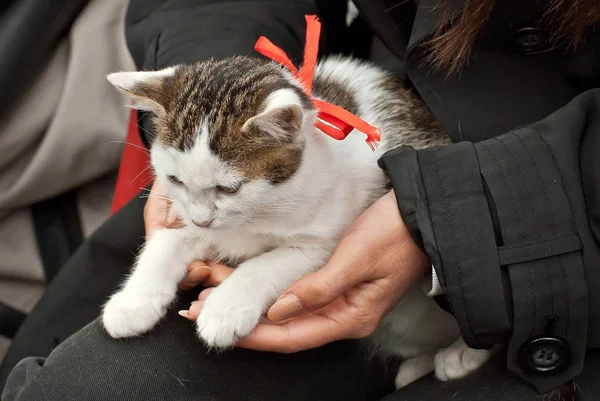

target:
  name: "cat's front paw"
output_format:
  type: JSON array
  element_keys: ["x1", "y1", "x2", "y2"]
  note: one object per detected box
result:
[
  {"x1": 434, "y1": 338, "x2": 492, "y2": 381},
  {"x1": 196, "y1": 288, "x2": 263, "y2": 348},
  {"x1": 395, "y1": 354, "x2": 435, "y2": 389},
  {"x1": 102, "y1": 291, "x2": 168, "y2": 338}
]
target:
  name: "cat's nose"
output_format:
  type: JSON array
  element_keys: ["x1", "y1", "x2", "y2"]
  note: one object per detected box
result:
[{"x1": 192, "y1": 219, "x2": 213, "y2": 228}]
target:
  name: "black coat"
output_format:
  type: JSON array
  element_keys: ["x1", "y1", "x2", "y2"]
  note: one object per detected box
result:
[
  {"x1": 127, "y1": 0, "x2": 600, "y2": 392},
  {"x1": 2, "y1": 0, "x2": 598, "y2": 397}
]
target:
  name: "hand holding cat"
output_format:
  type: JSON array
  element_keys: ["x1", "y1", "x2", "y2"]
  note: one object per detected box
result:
[
  {"x1": 185, "y1": 190, "x2": 431, "y2": 353},
  {"x1": 145, "y1": 182, "x2": 429, "y2": 352}
]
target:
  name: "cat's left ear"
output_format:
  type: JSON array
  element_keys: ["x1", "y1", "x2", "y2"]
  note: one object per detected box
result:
[
  {"x1": 107, "y1": 67, "x2": 178, "y2": 114},
  {"x1": 242, "y1": 105, "x2": 303, "y2": 142},
  {"x1": 242, "y1": 89, "x2": 308, "y2": 142}
]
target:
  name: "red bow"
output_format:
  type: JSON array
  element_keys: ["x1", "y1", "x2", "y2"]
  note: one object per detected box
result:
[{"x1": 254, "y1": 15, "x2": 381, "y2": 151}]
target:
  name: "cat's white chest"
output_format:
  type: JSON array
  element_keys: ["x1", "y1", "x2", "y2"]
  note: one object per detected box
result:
[{"x1": 191, "y1": 228, "x2": 276, "y2": 263}]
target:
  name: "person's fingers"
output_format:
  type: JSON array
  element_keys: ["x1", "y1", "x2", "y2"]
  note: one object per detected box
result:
[
  {"x1": 144, "y1": 181, "x2": 186, "y2": 239},
  {"x1": 165, "y1": 211, "x2": 185, "y2": 230},
  {"x1": 179, "y1": 298, "x2": 205, "y2": 321},
  {"x1": 203, "y1": 262, "x2": 235, "y2": 287},
  {"x1": 236, "y1": 313, "x2": 345, "y2": 353},
  {"x1": 178, "y1": 260, "x2": 234, "y2": 291},
  {"x1": 178, "y1": 299, "x2": 201, "y2": 321},
  {"x1": 178, "y1": 287, "x2": 214, "y2": 320},
  {"x1": 197, "y1": 287, "x2": 213, "y2": 301},
  {"x1": 176, "y1": 286, "x2": 216, "y2": 321},
  {"x1": 187, "y1": 301, "x2": 204, "y2": 320},
  {"x1": 144, "y1": 181, "x2": 171, "y2": 239},
  {"x1": 178, "y1": 310, "x2": 194, "y2": 321},
  {"x1": 178, "y1": 261, "x2": 212, "y2": 291},
  {"x1": 267, "y1": 236, "x2": 370, "y2": 321}
]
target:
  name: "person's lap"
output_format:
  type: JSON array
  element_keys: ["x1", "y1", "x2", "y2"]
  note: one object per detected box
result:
[
  {"x1": 2, "y1": 290, "x2": 396, "y2": 401},
  {"x1": 5, "y1": 309, "x2": 600, "y2": 401}
]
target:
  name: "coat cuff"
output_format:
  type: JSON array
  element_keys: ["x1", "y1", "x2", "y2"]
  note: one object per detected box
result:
[
  {"x1": 379, "y1": 133, "x2": 587, "y2": 392},
  {"x1": 379, "y1": 144, "x2": 511, "y2": 349}
]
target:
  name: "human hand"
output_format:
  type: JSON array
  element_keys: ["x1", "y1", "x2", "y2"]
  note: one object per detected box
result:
[
  {"x1": 183, "y1": 190, "x2": 430, "y2": 352},
  {"x1": 143, "y1": 180, "x2": 183, "y2": 238}
]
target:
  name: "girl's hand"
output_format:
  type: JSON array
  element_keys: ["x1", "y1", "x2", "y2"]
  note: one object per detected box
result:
[
  {"x1": 143, "y1": 180, "x2": 182, "y2": 238},
  {"x1": 184, "y1": 190, "x2": 430, "y2": 353}
]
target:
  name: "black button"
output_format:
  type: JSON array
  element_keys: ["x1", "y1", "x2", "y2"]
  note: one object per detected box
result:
[
  {"x1": 512, "y1": 27, "x2": 546, "y2": 54},
  {"x1": 519, "y1": 337, "x2": 571, "y2": 374}
]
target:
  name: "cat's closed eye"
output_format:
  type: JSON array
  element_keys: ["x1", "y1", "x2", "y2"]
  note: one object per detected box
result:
[
  {"x1": 216, "y1": 185, "x2": 241, "y2": 195},
  {"x1": 167, "y1": 175, "x2": 183, "y2": 185}
]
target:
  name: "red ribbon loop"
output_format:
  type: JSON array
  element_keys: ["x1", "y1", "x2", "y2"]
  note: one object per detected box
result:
[
  {"x1": 254, "y1": 15, "x2": 380, "y2": 151},
  {"x1": 254, "y1": 37, "x2": 299, "y2": 78}
]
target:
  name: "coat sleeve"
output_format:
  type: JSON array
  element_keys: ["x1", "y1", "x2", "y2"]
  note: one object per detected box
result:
[
  {"x1": 379, "y1": 88, "x2": 600, "y2": 393},
  {"x1": 124, "y1": 0, "x2": 317, "y2": 146}
]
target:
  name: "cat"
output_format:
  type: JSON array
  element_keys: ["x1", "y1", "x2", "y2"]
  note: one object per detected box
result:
[{"x1": 103, "y1": 55, "x2": 493, "y2": 388}]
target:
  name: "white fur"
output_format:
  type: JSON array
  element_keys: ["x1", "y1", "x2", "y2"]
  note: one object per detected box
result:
[
  {"x1": 395, "y1": 353, "x2": 435, "y2": 389},
  {"x1": 103, "y1": 58, "x2": 492, "y2": 387},
  {"x1": 107, "y1": 67, "x2": 177, "y2": 91},
  {"x1": 434, "y1": 337, "x2": 497, "y2": 382},
  {"x1": 264, "y1": 88, "x2": 302, "y2": 112},
  {"x1": 107, "y1": 67, "x2": 178, "y2": 112}
]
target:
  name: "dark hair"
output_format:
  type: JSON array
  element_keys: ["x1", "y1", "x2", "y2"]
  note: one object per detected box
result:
[
  {"x1": 543, "y1": 381, "x2": 578, "y2": 401},
  {"x1": 424, "y1": 0, "x2": 600, "y2": 74}
]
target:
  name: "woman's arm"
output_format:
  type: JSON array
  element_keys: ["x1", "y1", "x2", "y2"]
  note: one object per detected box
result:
[
  {"x1": 125, "y1": 0, "x2": 317, "y2": 146},
  {"x1": 380, "y1": 88, "x2": 600, "y2": 392}
]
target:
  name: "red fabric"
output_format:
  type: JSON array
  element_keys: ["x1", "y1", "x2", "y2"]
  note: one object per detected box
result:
[
  {"x1": 254, "y1": 15, "x2": 381, "y2": 150},
  {"x1": 110, "y1": 110, "x2": 152, "y2": 215}
]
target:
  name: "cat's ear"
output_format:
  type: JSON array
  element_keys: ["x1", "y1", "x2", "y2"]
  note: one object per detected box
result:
[
  {"x1": 242, "y1": 89, "x2": 305, "y2": 142},
  {"x1": 107, "y1": 67, "x2": 178, "y2": 114},
  {"x1": 243, "y1": 105, "x2": 303, "y2": 142}
]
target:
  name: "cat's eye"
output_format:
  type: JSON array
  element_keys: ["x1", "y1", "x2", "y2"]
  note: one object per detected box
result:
[
  {"x1": 167, "y1": 175, "x2": 183, "y2": 185},
  {"x1": 216, "y1": 184, "x2": 241, "y2": 195}
]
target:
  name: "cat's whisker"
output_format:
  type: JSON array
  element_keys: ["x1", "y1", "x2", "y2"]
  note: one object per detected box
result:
[
  {"x1": 104, "y1": 140, "x2": 150, "y2": 155},
  {"x1": 134, "y1": 119, "x2": 157, "y2": 139},
  {"x1": 137, "y1": 186, "x2": 173, "y2": 202},
  {"x1": 139, "y1": 177, "x2": 156, "y2": 188},
  {"x1": 139, "y1": 194, "x2": 173, "y2": 202},
  {"x1": 131, "y1": 164, "x2": 154, "y2": 185}
]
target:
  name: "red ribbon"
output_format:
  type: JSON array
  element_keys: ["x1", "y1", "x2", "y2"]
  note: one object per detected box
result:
[{"x1": 254, "y1": 15, "x2": 381, "y2": 151}]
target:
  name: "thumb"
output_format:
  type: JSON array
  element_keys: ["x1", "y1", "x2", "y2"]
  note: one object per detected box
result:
[{"x1": 267, "y1": 244, "x2": 367, "y2": 321}]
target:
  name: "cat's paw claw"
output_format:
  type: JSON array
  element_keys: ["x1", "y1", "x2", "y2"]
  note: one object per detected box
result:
[
  {"x1": 196, "y1": 296, "x2": 262, "y2": 348},
  {"x1": 102, "y1": 292, "x2": 166, "y2": 338},
  {"x1": 434, "y1": 339, "x2": 491, "y2": 381}
]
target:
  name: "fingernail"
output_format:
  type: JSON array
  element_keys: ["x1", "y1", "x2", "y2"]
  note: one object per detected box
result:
[
  {"x1": 198, "y1": 288, "x2": 213, "y2": 301},
  {"x1": 268, "y1": 294, "x2": 303, "y2": 321},
  {"x1": 188, "y1": 266, "x2": 212, "y2": 282},
  {"x1": 178, "y1": 310, "x2": 195, "y2": 321}
]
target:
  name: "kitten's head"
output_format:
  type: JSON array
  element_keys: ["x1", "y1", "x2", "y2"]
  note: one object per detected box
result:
[{"x1": 108, "y1": 57, "x2": 317, "y2": 229}]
